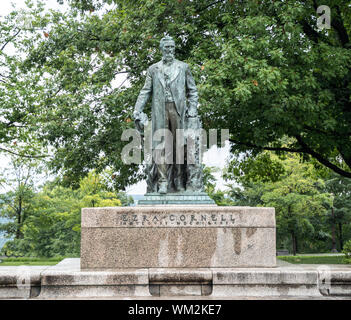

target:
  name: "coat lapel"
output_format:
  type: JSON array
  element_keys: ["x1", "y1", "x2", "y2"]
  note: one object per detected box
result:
[
  {"x1": 169, "y1": 61, "x2": 181, "y2": 84},
  {"x1": 156, "y1": 62, "x2": 165, "y2": 88},
  {"x1": 156, "y1": 60, "x2": 181, "y2": 87}
]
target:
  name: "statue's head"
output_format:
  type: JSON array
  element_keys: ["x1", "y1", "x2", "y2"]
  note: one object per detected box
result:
[{"x1": 160, "y1": 36, "x2": 175, "y2": 62}]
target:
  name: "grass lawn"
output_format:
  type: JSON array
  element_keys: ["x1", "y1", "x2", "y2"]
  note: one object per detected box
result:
[
  {"x1": 0, "y1": 257, "x2": 68, "y2": 266},
  {"x1": 278, "y1": 255, "x2": 348, "y2": 264}
]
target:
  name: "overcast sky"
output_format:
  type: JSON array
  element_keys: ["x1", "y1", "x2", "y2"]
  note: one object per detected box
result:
[{"x1": 1, "y1": 0, "x2": 232, "y2": 194}]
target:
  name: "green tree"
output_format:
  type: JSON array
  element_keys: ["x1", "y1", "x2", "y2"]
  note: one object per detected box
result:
[
  {"x1": 17, "y1": 184, "x2": 83, "y2": 257},
  {"x1": 203, "y1": 166, "x2": 234, "y2": 206},
  {"x1": 227, "y1": 182, "x2": 266, "y2": 208},
  {"x1": 343, "y1": 240, "x2": 351, "y2": 264},
  {"x1": 0, "y1": 2, "x2": 49, "y2": 159},
  {"x1": 325, "y1": 172, "x2": 351, "y2": 251},
  {"x1": 203, "y1": 166, "x2": 218, "y2": 194},
  {"x1": 224, "y1": 151, "x2": 286, "y2": 184},
  {"x1": 1, "y1": 169, "x2": 129, "y2": 257},
  {"x1": 198, "y1": 1, "x2": 351, "y2": 178},
  {"x1": 16, "y1": 0, "x2": 350, "y2": 189},
  {"x1": 0, "y1": 158, "x2": 42, "y2": 240},
  {"x1": 226, "y1": 153, "x2": 332, "y2": 255},
  {"x1": 78, "y1": 170, "x2": 123, "y2": 207}
]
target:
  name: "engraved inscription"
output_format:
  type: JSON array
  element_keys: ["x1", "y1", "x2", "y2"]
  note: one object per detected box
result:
[{"x1": 116, "y1": 213, "x2": 236, "y2": 227}]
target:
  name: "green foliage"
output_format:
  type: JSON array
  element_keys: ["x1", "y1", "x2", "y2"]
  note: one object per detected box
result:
[
  {"x1": 261, "y1": 156, "x2": 332, "y2": 254},
  {"x1": 0, "y1": 2, "x2": 49, "y2": 158},
  {"x1": 226, "y1": 152, "x2": 334, "y2": 255},
  {"x1": 325, "y1": 172, "x2": 351, "y2": 251},
  {"x1": 0, "y1": 157, "x2": 42, "y2": 240},
  {"x1": 199, "y1": 1, "x2": 351, "y2": 178},
  {"x1": 227, "y1": 182, "x2": 266, "y2": 207},
  {"x1": 0, "y1": 170, "x2": 130, "y2": 257},
  {"x1": 225, "y1": 152, "x2": 286, "y2": 184},
  {"x1": 203, "y1": 166, "x2": 235, "y2": 206},
  {"x1": 342, "y1": 240, "x2": 351, "y2": 264},
  {"x1": 2, "y1": 0, "x2": 347, "y2": 189},
  {"x1": 203, "y1": 166, "x2": 219, "y2": 194}
]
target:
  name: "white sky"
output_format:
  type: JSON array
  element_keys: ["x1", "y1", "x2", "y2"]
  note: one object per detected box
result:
[
  {"x1": 1, "y1": 0, "x2": 233, "y2": 194},
  {"x1": 1, "y1": 0, "x2": 65, "y2": 16}
]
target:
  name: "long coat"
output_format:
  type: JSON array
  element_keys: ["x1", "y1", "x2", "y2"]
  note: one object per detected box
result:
[{"x1": 134, "y1": 59, "x2": 198, "y2": 143}]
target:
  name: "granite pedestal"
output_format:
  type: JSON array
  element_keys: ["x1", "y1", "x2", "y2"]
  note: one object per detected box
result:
[{"x1": 80, "y1": 206, "x2": 276, "y2": 269}]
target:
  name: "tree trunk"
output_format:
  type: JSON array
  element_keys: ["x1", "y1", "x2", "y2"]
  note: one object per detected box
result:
[
  {"x1": 15, "y1": 210, "x2": 21, "y2": 239},
  {"x1": 338, "y1": 222, "x2": 344, "y2": 251},
  {"x1": 295, "y1": 236, "x2": 298, "y2": 254},
  {"x1": 291, "y1": 232, "x2": 297, "y2": 256},
  {"x1": 331, "y1": 207, "x2": 337, "y2": 252},
  {"x1": 15, "y1": 195, "x2": 22, "y2": 239}
]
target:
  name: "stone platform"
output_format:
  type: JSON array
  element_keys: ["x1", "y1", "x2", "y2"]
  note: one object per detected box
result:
[
  {"x1": 1, "y1": 259, "x2": 351, "y2": 299},
  {"x1": 80, "y1": 206, "x2": 276, "y2": 269}
]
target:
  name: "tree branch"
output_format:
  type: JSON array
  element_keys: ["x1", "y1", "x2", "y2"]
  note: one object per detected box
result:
[
  {"x1": 76, "y1": 28, "x2": 113, "y2": 42},
  {"x1": 337, "y1": 147, "x2": 351, "y2": 169},
  {"x1": 331, "y1": 6, "x2": 350, "y2": 48},
  {"x1": 229, "y1": 137, "x2": 351, "y2": 178},
  {"x1": 113, "y1": 71, "x2": 129, "y2": 76},
  {"x1": 303, "y1": 124, "x2": 351, "y2": 139},
  {"x1": 1, "y1": 29, "x2": 21, "y2": 52},
  {"x1": 196, "y1": 0, "x2": 226, "y2": 13},
  {"x1": 0, "y1": 73, "x2": 10, "y2": 79},
  {"x1": 301, "y1": 20, "x2": 320, "y2": 44},
  {"x1": 0, "y1": 147, "x2": 47, "y2": 159},
  {"x1": 229, "y1": 138, "x2": 304, "y2": 153},
  {"x1": 295, "y1": 135, "x2": 351, "y2": 178}
]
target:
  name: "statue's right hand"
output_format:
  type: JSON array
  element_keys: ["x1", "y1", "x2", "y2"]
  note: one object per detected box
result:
[
  {"x1": 139, "y1": 112, "x2": 148, "y2": 126},
  {"x1": 133, "y1": 110, "x2": 141, "y2": 121},
  {"x1": 133, "y1": 110, "x2": 148, "y2": 126}
]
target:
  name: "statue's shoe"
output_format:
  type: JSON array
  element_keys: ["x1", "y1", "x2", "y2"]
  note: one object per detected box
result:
[{"x1": 176, "y1": 187, "x2": 186, "y2": 193}]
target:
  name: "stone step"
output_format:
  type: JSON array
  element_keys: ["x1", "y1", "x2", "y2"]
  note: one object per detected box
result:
[{"x1": 1, "y1": 259, "x2": 351, "y2": 299}]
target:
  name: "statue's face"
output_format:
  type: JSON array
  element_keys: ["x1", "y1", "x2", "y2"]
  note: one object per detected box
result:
[{"x1": 161, "y1": 41, "x2": 175, "y2": 62}]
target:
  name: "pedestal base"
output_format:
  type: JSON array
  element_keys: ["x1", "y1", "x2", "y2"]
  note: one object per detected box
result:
[
  {"x1": 36, "y1": 259, "x2": 351, "y2": 299},
  {"x1": 1, "y1": 259, "x2": 351, "y2": 299}
]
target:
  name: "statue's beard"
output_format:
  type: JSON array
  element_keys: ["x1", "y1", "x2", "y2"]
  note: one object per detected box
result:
[{"x1": 163, "y1": 53, "x2": 174, "y2": 63}]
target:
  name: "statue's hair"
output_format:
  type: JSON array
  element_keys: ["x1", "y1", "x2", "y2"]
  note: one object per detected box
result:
[{"x1": 159, "y1": 36, "x2": 175, "y2": 50}]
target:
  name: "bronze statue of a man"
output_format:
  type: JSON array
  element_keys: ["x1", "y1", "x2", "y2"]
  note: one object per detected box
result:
[{"x1": 133, "y1": 36, "x2": 203, "y2": 194}]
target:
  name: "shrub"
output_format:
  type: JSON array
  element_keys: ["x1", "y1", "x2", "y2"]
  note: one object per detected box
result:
[{"x1": 342, "y1": 240, "x2": 351, "y2": 264}]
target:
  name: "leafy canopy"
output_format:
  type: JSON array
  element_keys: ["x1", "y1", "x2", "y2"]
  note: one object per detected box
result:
[{"x1": 3, "y1": 0, "x2": 350, "y2": 188}]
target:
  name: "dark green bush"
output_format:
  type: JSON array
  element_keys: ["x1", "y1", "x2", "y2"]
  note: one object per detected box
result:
[{"x1": 342, "y1": 240, "x2": 351, "y2": 264}]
